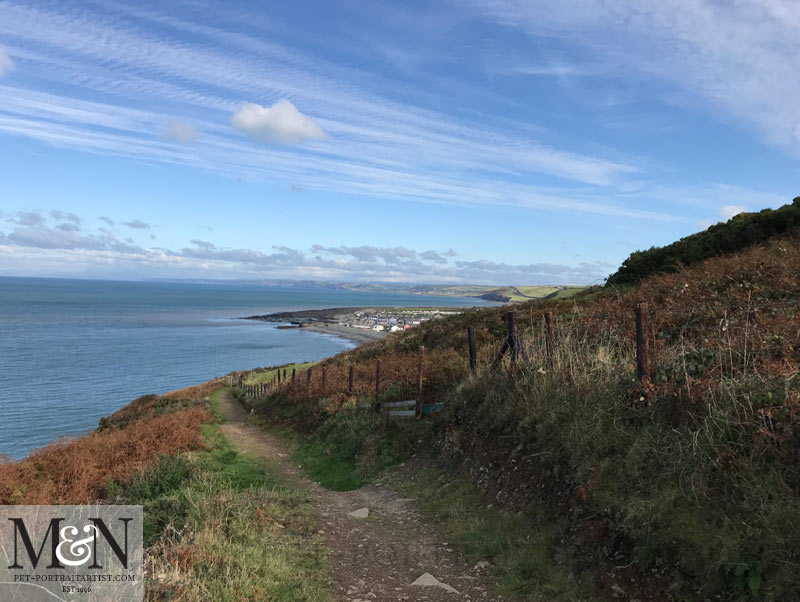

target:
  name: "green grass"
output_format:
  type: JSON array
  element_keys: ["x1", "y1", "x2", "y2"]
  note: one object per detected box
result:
[
  {"x1": 252, "y1": 405, "x2": 430, "y2": 491},
  {"x1": 383, "y1": 465, "x2": 600, "y2": 601},
  {"x1": 267, "y1": 424, "x2": 367, "y2": 491},
  {"x1": 109, "y1": 397, "x2": 332, "y2": 602},
  {"x1": 245, "y1": 361, "x2": 318, "y2": 385}
]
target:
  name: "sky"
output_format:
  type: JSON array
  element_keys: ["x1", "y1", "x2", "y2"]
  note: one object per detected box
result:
[{"x1": 0, "y1": 0, "x2": 798, "y2": 286}]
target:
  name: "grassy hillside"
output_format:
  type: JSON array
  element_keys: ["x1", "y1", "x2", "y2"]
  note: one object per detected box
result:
[
  {"x1": 607, "y1": 197, "x2": 800, "y2": 285},
  {"x1": 0, "y1": 382, "x2": 332, "y2": 602},
  {"x1": 242, "y1": 229, "x2": 800, "y2": 601}
]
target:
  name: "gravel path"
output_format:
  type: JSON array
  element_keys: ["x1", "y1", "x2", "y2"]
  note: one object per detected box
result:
[{"x1": 219, "y1": 390, "x2": 509, "y2": 602}]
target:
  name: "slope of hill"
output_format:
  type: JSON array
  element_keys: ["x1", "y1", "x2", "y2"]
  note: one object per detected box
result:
[
  {"x1": 242, "y1": 228, "x2": 800, "y2": 600},
  {"x1": 607, "y1": 196, "x2": 800, "y2": 285}
]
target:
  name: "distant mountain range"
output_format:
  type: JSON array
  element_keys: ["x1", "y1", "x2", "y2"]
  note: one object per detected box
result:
[{"x1": 147, "y1": 278, "x2": 586, "y2": 303}]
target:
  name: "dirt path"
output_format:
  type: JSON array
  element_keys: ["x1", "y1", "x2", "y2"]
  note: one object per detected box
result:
[{"x1": 218, "y1": 390, "x2": 508, "y2": 602}]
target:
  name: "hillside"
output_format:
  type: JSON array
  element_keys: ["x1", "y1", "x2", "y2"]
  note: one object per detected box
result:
[
  {"x1": 4, "y1": 226, "x2": 800, "y2": 600},
  {"x1": 239, "y1": 228, "x2": 800, "y2": 601},
  {"x1": 607, "y1": 196, "x2": 800, "y2": 285}
]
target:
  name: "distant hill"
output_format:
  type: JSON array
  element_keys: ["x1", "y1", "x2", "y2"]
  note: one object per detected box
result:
[
  {"x1": 149, "y1": 277, "x2": 583, "y2": 302},
  {"x1": 606, "y1": 196, "x2": 800, "y2": 285}
]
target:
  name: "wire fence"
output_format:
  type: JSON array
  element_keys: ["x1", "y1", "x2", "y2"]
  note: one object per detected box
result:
[{"x1": 237, "y1": 298, "x2": 800, "y2": 417}]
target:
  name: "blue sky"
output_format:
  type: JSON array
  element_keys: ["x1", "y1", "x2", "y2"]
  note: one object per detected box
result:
[{"x1": 0, "y1": 0, "x2": 797, "y2": 285}]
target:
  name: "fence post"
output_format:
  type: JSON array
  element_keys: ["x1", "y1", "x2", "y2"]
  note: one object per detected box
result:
[
  {"x1": 348, "y1": 365, "x2": 354, "y2": 393},
  {"x1": 507, "y1": 311, "x2": 519, "y2": 363},
  {"x1": 375, "y1": 359, "x2": 381, "y2": 397},
  {"x1": 544, "y1": 312, "x2": 555, "y2": 367},
  {"x1": 322, "y1": 366, "x2": 327, "y2": 391},
  {"x1": 635, "y1": 303, "x2": 650, "y2": 383},
  {"x1": 277, "y1": 370, "x2": 281, "y2": 384},
  {"x1": 283, "y1": 369, "x2": 287, "y2": 381},
  {"x1": 307, "y1": 367, "x2": 312, "y2": 386},
  {"x1": 467, "y1": 327, "x2": 477, "y2": 375},
  {"x1": 291, "y1": 368, "x2": 296, "y2": 384},
  {"x1": 416, "y1": 345, "x2": 425, "y2": 419}
]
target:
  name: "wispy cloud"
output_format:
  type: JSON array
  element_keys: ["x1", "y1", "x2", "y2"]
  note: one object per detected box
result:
[
  {"x1": 49, "y1": 210, "x2": 81, "y2": 224},
  {"x1": 0, "y1": 1, "x2": 654, "y2": 220},
  {"x1": 466, "y1": 0, "x2": 800, "y2": 152},
  {"x1": 163, "y1": 121, "x2": 197, "y2": 142},
  {"x1": 720, "y1": 204, "x2": 747, "y2": 220},
  {"x1": 121, "y1": 219, "x2": 150, "y2": 229},
  {"x1": 0, "y1": 46, "x2": 13, "y2": 76}
]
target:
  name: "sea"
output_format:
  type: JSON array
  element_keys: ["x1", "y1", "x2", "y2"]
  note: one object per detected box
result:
[{"x1": 0, "y1": 276, "x2": 488, "y2": 460}]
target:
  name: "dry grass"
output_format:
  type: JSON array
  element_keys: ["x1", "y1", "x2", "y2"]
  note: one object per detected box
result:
[{"x1": 0, "y1": 407, "x2": 214, "y2": 504}]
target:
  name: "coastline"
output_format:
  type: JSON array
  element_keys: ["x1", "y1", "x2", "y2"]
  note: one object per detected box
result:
[
  {"x1": 303, "y1": 323, "x2": 387, "y2": 344},
  {"x1": 241, "y1": 305, "x2": 470, "y2": 346}
]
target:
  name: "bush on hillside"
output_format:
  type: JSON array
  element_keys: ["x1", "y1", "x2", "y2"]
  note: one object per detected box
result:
[{"x1": 607, "y1": 197, "x2": 800, "y2": 285}]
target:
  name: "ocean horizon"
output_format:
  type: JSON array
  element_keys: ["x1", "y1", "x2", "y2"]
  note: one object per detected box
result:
[{"x1": 0, "y1": 276, "x2": 488, "y2": 459}]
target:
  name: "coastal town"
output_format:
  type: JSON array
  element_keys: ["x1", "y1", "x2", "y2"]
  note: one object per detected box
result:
[{"x1": 242, "y1": 306, "x2": 467, "y2": 342}]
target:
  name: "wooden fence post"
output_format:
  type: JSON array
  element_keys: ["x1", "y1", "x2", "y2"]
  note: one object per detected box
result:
[
  {"x1": 635, "y1": 303, "x2": 650, "y2": 383},
  {"x1": 375, "y1": 359, "x2": 381, "y2": 397},
  {"x1": 348, "y1": 365, "x2": 354, "y2": 393},
  {"x1": 544, "y1": 312, "x2": 555, "y2": 367},
  {"x1": 467, "y1": 327, "x2": 477, "y2": 375},
  {"x1": 283, "y1": 369, "x2": 287, "y2": 381},
  {"x1": 307, "y1": 367, "x2": 312, "y2": 386},
  {"x1": 291, "y1": 368, "x2": 296, "y2": 384},
  {"x1": 416, "y1": 345, "x2": 425, "y2": 419},
  {"x1": 507, "y1": 311, "x2": 519, "y2": 363},
  {"x1": 277, "y1": 370, "x2": 281, "y2": 384}
]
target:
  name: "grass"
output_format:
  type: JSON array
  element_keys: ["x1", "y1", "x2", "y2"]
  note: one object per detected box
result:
[
  {"x1": 245, "y1": 361, "x2": 318, "y2": 385},
  {"x1": 249, "y1": 404, "x2": 430, "y2": 491},
  {"x1": 383, "y1": 464, "x2": 601, "y2": 601},
  {"x1": 109, "y1": 393, "x2": 332, "y2": 602}
]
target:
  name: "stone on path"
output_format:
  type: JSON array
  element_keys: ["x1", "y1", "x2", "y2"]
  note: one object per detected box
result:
[
  {"x1": 411, "y1": 572, "x2": 459, "y2": 594},
  {"x1": 348, "y1": 507, "x2": 369, "y2": 519}
]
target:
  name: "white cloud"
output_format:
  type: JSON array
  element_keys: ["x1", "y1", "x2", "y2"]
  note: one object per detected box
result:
[
  {"x1": 0, "y1": 47, "x2": 14, "y2": 76},
  {"x1": 720, "y1": 205, "x2": 747, "y2": 220},
  {"x1": 231, "y1": 100, "x2": 326, "y2": 144},
  {"x1": 164, "y1": 121, "x2": 197, "y2": 142}
]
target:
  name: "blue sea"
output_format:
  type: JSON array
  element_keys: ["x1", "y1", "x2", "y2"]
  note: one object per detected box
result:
[{"x1": 0, "y1": 277, "x2": 487, "y2": 459}]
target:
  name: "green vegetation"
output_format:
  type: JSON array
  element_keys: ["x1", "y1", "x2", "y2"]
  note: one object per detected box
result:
[
  {"x1": 245, "y1": 361, "x2": 318, "y2": 385},
  {"x1": 246, "y1": 402, "x2": 430, "y2": 490},
  {"x1": 383, "y1": 465, "x2": 600, "y2": 601},
  {"x1": 108, "y1": 390, "x2": 331, "y2": 602},
  {"x1": 607, "y1": 196, "x2": 800, "y2": 285}
]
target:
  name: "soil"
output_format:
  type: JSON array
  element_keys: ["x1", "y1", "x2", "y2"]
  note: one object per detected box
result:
[{"x1": 219, "y1": 390, "x2": 510, "y2": 602}]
